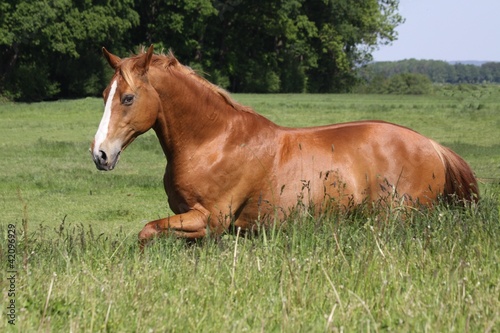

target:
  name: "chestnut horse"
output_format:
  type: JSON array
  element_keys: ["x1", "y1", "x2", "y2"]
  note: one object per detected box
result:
[{"x1": 91, "y1": 45, "x2": 478, "y2": 245}]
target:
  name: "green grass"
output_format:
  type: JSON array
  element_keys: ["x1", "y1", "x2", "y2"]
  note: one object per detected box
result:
[{"x1": 1, "y1": 90, "x2": 499, "y2": 332}]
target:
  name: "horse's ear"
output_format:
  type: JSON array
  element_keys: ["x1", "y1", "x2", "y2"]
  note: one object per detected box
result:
[
  {"x1": 102, "y1": 47, "x2": 121, "y2": 69},
  {"x1": 138, "y1": 44, "x2": 154, "y2": 75}
]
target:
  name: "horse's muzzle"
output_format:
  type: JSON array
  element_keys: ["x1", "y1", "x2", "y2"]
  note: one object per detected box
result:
[{"x1": 91, "y1": 148, "x2": 121, "y2": 171}]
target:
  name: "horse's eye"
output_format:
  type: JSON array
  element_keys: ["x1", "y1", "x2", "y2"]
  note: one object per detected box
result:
[{"x1": 122, "y1": 94, "x2": 134, "y2": 106}]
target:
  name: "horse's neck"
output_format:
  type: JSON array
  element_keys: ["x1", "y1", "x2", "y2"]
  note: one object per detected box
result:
[{"x1": 151, "y1": 70, "x2": 264, "y2": 159}]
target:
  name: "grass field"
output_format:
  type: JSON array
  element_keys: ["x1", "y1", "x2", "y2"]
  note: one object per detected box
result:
[{"x1": 1, "y1": 88, "x2": 499, "y2": 332}]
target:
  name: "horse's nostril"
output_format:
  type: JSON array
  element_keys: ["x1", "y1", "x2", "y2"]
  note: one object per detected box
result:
[{"x1": 99, "y1": 150, "x2": 107, "y2": 162}]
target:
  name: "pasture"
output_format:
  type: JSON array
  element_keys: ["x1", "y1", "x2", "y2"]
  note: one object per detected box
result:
[{"x1": 1, "y1": 88, "x2": 499, "y2": 332}]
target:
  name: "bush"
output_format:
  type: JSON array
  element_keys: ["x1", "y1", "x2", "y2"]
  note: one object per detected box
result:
[
  {"x1": 354, "y1": 73, "x2": 433, "y2": 95},
  {"x1": 385, "y1": 73, "x2": 433, "y2": 95}
]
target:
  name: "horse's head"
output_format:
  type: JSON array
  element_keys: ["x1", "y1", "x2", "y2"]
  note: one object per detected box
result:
[{"x1": 91, "y1": 45, "x2": 160, "y2": 171}]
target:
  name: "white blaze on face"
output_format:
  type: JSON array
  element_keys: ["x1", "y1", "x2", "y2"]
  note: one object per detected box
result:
[{"x1": 93, "y1": 80, "x2": 118, "y2": 156}]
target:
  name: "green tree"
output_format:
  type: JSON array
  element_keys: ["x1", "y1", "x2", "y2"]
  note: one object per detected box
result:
[
  {"x1": 133, "y1": 0, "x2": 402, "y2": 93},
  {"x1": 304, "y1": 0, "x2": 404, "y2": 92},
  {"x1": 481, "y1": 62, "x2": 500, "y2": 83},
  {"x1": 454, "y1": 64, "x2": 480, "y2": 84},
  {"x1": 1, "y1": 0, "x2": 405, "y2": 99},
  {"x1": 208, "y1": 0, "x2": 319, "y2": 92},
  {"x1": 132, "y1": 0, "x2": 217, "y2": 61},
  {"x1": 0, "y1": 0, "x2": 139, "y2": 101}
]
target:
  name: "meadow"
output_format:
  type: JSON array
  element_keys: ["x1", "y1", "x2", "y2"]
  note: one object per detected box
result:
[{"x1": 1, "y1": 87, "x2": 499, "y2": 332}]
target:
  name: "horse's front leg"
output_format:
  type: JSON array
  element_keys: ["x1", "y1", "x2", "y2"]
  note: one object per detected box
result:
[{"x1": 138, "y1": 208, "x2": 210, "y2": 248}]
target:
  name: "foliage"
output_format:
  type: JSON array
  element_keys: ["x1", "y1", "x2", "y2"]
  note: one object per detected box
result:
[
  {"x1": 359, "y1": 59, "x2": 500, "y2": 85},
  {"x1": 1, "y1": 0, "x2": 403, "y2": 100},
  {"x1": 0, "y1": 0, "x2": 139, "y2": 101},
  {"x1": 356, "y1": 72, "x2": 433, "y2": 94}
]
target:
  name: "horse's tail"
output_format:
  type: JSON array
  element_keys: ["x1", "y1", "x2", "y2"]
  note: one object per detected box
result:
[{"x1": 431, "y1": 140, "x2": 479, "y2": 204}]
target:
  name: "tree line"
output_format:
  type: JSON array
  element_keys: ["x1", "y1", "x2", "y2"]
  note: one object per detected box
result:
[
  {"x1": 1, "y1": 0, "x2": 403, "y2": 101},
  {"x1": 358, "y1": 59, "x2": 500, "y2": 85}
]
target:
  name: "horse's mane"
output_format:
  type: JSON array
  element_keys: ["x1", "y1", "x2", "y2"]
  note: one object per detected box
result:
[{"x1": 122, "y1": 48, "x2": 255, "y2": 114}]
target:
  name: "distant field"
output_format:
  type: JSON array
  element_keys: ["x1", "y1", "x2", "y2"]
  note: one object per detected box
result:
[{"x1": 0, "y1": 90, "x2": 499, "y2": 332}]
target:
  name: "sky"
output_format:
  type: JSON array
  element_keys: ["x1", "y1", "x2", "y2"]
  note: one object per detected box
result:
[{"x1": 372, "y1": 0, "x2": 500, "y2": 62}]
